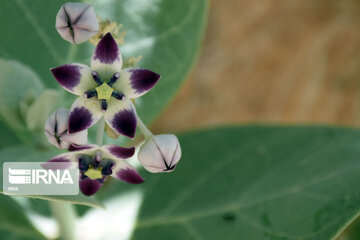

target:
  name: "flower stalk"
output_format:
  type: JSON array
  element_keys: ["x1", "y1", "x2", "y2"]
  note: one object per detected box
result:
[
  {"x1": 137, "y1": 115, "x2": 153, "y2": 139},
  {"x1": 49, "y1": 201, "x2": 76, "y2": 240},
  {"x1": 96, "y1": 117, "x2": 105, "y2": 146}
]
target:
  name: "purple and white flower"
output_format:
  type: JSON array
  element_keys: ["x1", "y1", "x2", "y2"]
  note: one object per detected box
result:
[
  {"x1": 47, "y1": 144, "x2": 143, "y2": 196},
  {"x1": 44, "y1": 108, "x2": 87, "y2": 149},
  {"x1": 56, "y1": 2, "x2": 99, "y2": 44},
  {"x1": 51, "y1": 33, "x2": 160, "y2": 138},
  {"x1": 138, "y1": 134, "x2": 181, "y2": 173}
]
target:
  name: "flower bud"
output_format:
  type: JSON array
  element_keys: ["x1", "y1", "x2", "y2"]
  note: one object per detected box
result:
[
  {"x1": 44, "y1": 108, "x2": 87, "y2": 149},
  {"x1": 56, "y1": 2, "x2": 99, "y2": 44},
  {"x1": 138, "y1": 134, "x2": 181, "y2": 173}
]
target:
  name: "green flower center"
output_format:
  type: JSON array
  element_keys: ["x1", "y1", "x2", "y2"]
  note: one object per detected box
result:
[
  {"x1": 84, "y1": 166, "x2": 103, "y2": 180},
  {"x1": 95, "y1": 83, "x2": 114, "y2": 100}
]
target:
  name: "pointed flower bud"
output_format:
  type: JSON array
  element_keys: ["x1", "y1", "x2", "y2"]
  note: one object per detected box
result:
[
  {"x1": 44, "y1": 108, "x2": 87, "y2": 149},
  {"x1": 138, "y1": 134, "x2": 181, "y2": 173},
  {"x1": 56, "y1": 2, "x2": 99, "y2": 44}
]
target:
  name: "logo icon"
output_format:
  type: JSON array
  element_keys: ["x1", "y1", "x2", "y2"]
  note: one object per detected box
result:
[{"x1": 8, "y1": 168, "x2": 31, "y2": 184}]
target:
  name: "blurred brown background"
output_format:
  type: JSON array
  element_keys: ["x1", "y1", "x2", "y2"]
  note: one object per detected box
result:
[{"x1": 152, "y1": 0, "x2": 360, "y2": 133}]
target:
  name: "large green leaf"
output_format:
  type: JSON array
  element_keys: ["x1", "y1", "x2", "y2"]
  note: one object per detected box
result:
[
  {"x1": 0, "y1": 145, "x2": 103, "y2": 208},
  {"x1": 99, "y1": 126, "x2": 360, "y2": 239},
  {"x1": 0, "y1": 0, "x2": 208, "y2": 125},
  {"x1": 0, "y1": 195, "x2": 46, "y2": 239}
]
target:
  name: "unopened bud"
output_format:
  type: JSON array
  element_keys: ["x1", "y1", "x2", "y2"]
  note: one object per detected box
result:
[
  {"x1": 56, "y1": 2, "x2": 99, "y2": 44},
  {"x1": 138, "y1": 134, "x2": 181, "y2": 173},
  {"x1": 44, "y1": 108, "x2": 87, "y2": 149}
]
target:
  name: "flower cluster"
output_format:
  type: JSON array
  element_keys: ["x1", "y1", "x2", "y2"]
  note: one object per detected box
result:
[{"x1": 45, "y1": 3, "x2": 181, "y2": 196}]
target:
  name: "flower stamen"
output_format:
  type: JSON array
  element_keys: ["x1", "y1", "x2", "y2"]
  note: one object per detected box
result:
[
  {"x1": 108, "y1": 72, "x2": 120, "y2": 87},
  {"x1": 91, "y1": 71, "x2": 103, "y2": 85},
  {"x1": 101, "y1": 99, "x2": 108, "y2": 112},
  {"x1": 84, "y1": 89, "x2": 97, "y2": 98},
  {"x1": 111, "y1": 91, "x2": 125, "y2": 100}
]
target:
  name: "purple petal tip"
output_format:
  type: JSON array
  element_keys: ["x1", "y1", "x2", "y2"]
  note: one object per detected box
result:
[
  {"x1": 108, "y1": 146, "x2": 135, "y2": 159},
  {"x1": 111, "y1": 109, "x2": 137, "y2": 138},
  {"x1": 93, "y1": 33, "x2": 119, "y2": 64},
  {"x1": 51, "y1": 64, "x2": 81, "y2": 90},
  {"x1": 130, "y1": 69, "x2": 160, "y2": 94},
  {"x1": 68, "y1": 107, "x2": 93, "y2": 133},
  {"x1": 68, "y1": 144, "x2": 94, "y2": 152},
  {"x1": 116, "y1": 168, "x2": 144, "y2": 184},
  {"x1": 79, "y1": 178, "x2": 102, "y2": 196},
  {"x1": 42, "y1": 157, "x2": 72, "y2": 170}
]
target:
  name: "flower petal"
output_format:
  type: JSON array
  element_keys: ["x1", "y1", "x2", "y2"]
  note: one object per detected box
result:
[
  {"x1": 101, "y1": 145, "x2": 135, "y2": 160},
  {"x1": 111, "y1": 160, "x2": 144, "y2": 184},
  {"x1": 68, "y1": 97, "x2": 102, "y2": 133},
  {"x1": 104, "y1": 99, "x2": 137, "y2": 138},
  {"x1": 73, "y1": 28, "x2": 98, "y2": 45},
  {"x1": 51, "y1": 63, "x2": 96, "y2": 96},
  {"x1": 68, "y1": 144, "x2": 98, "y2": 153},
  {"x1": 45, "y1": 108, "x2": 69, "y2": 135},
  {"x1": 113, "y1": 68, "x2": 160, "y2": 99},
  {"x1": 79, "y1": 178, "x2": 102, "y2": 196},
  {"x1": 42, "y1": 153, "x2": 75, "y2": 170},
  {"x1": 55, "y1": 108, "x2": 70, "y2": 134},
  {"x1": 91, "y1": 33, "x2": 122, "y2": 78},
  {"x1": 61, "y1": 130, "x2": 88, "y2": 146},
  {"x1": 59, "y1": 141, "x2": 70, "y2": 149},
  {"x1": 44, "y1": 131, "x2": 61, "y2": 148},
  {"x1": 55, "y1": 5, "x2": 75, "y2": 44}
]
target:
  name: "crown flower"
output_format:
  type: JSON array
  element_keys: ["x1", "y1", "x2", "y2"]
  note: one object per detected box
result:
[
  {"x1": 50, "y1": 33, "x2": 160, "y2": 138},
  {"x1": 46, "y1": 144, "x2": 143, "y2": 196}
]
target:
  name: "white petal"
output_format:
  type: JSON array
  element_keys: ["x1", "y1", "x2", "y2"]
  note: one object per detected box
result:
[
  {"x1": 51, "y1": 63, "x2": 96, "y2": 96},
  {"x1": 112, "y1": 68, "x2": 160, "y2": 99},
  {"x1": 61, "y1": 130, "x2": 88, "y2": 145}
]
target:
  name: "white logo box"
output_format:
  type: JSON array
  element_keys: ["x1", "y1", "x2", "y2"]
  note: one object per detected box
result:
[{"x1": 3, "y1": 162, "x2": 79, "y2": 195}]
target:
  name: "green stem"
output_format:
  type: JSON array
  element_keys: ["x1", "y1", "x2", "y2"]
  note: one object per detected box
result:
[
  {"x1": 96, "y1": 117, "x2": 105, "y2": 145},
  {"x1": 137, "y1": 115, "x2": 153, "y2": 139},
  {"x1": 49, "y1": 201, "x2": 76, "y2": 240}
]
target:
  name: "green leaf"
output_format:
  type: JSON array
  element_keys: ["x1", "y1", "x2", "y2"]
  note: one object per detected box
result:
[
  {"x1": 0, "y1": 0, "x2": 209, "y2": 125},
  {"x1": 0, "y1": 195, "x2": 46, "y2": 239},
  {"x1": 0, "y1": 121, "x2": 21, "y2": 148},
  {"x1": 0, "y1": 58, "x2": 43, "y2": 140},
  {"x1": 0, "y1": 1, "x2": 70, "y2": 88},
  {"x1": 99, "y1": 126, "x2": 360, "y2": 239},
  {"x1": 337, "y1": 216, "x2": 360, "y2": 240},
  {"x1": 0, "y1": 145, "x2": 103, "y2": 208}
]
